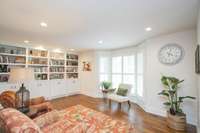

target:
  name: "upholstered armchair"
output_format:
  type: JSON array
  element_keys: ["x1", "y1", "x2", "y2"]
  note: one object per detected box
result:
[
  {"x1": 0, "y1": 91, "x2": 16, "y2": 108},
  {"x1": 29, "y1": 96, "x2": 53, "y2": 116},
  {"x1": 0, "y1": 90, "x2": 53, "y2": 117},
  {"x1": 107, "y1": 84, "x2": 132, "y2": 109}
]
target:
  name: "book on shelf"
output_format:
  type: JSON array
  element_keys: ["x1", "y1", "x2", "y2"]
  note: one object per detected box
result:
[
  {"x1": 49, "y1": 59, "x2": 65, "y2": 66},
  {"x1": 50, "y1": 73, "x2": 64, "y2": 80},
  {"x1": 66, "y1": 60, "x2": 78, "y2": 66},
  {"x1": 49, "y1": 52, "x2": 64, "y2": 59},
  {"x1": 66, "y1": 54, "x2": 78, "y2": 60},
  {"x1": 35, "y1": 73, "x2": 48, "y2": 80},
  {"x1": 0, "y1": 55, "x2": 26, "y2": 64},
  {"x1": 28, "y1": 58, "x2": 48, "y2": 65},
  {"x1": 29, "y1": 49, "x2": 47, "y2": 57},
  {"x1": 0, "y1": 44, "x2": 26, "y2": 55},
  {"x1": 50, "y1": 66, "x2": 64, "y2": 73},
  {"x1": 66, "y1": 73, "x2": 78, "y2": 79}
]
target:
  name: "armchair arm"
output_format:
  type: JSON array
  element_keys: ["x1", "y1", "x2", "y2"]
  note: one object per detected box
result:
[
  {"x1": 30, "y1": 96, "x2": 45, "y2": 105},
  {"x1": 30, "y1": 102, "x2": 53, "y2": 112}
]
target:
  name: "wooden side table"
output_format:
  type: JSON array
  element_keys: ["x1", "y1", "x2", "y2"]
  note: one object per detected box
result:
[
  {"x1": 26, "y1": 108, "x2": 38, "y2": 119},
  {"x1": 102, "y1": 89, "x2": 116, "y2": 102}
]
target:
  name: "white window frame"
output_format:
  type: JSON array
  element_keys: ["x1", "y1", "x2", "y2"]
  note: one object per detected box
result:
[
  {"x1": 98, "y1": 50, "x2": 144, "y2": 97},
  {"x1": 111, "y1": 52, "x2": 144, "y2": 97}
]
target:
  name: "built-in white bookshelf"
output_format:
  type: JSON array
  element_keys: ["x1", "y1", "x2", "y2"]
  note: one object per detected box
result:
[
  {"x1": 27, "y1": 48, "x2": 48, "y2": 80},
  {"x1": 49, "y1": 52, "x2": 65, "y2": 80},
  {"x1": 66, "y1": 53, "x2": 78, "y2": 78},
  {"x1": 0, "y1": 44, "x2": 26, "y2": 82},
  {"x1": 0, "y1": 44, "x2": 79, "y2": 82}
]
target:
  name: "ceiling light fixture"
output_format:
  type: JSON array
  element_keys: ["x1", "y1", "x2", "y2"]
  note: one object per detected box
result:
[
  {"x1": 98, "y1": 40, "x2": 103, "y2": 44},
  {"x1": 145, "y1": 27, "x2": 152, "y2": 31},
  {"x1": 35, "y1": 46, "x2": 46, "y2": 51},
  {"x1": 53, "y1": 49, "x2": 62, "y2": 53},
  {"x1": 40, "y1": 22, "x2": 48, "y2": 27},
  {"x1": 24, "y1": 40, "x2": 29, "y2": 44}
]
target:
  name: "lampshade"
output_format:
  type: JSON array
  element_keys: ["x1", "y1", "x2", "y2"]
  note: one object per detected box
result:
[{"x1": 8, "y1": 68, "x2": 34, "y2": 84}]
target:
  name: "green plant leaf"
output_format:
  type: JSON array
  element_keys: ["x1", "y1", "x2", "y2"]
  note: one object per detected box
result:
[
  {"x1": 161, "y1": 76, "x2": 169, "y2": 86},
  {"x1": 101, "y1": 81, "x2": 112, "y2": 89},
  {"x1": 179, "y1": 96, "x2": 196, "y2": 102},
  {"x1": 158, "y1": 90, "x2": 169, "y2": 97},
  {"x1": 163, "y1": 102, "x2": 171, "y2": 106}
]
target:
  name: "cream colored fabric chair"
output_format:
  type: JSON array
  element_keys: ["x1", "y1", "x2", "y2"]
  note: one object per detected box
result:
[{"x1": 107, "y1": 84, "x2": 132, "y2": 108}]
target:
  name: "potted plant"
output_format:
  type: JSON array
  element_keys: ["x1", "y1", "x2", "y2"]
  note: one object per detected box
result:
[
  {"x1": 101, "y1": 81, "x2": 112, "y2": 90},
  {"x1": 158, "y1": 76, "x2": 195, "y2": 131}
]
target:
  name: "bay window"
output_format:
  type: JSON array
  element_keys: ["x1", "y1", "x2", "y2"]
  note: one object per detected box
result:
[{"x1": 99, "y1": 51, "x2": 144, "y2": 97}]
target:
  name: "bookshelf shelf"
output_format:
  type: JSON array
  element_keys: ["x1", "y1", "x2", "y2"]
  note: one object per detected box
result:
[
  {"x1": 28, "y1": 64, "x2": 48, "y2": 67},
  {"x1": 0, "y1": 73, "x2": 9, "y2": 75},
  {"x1": 0, "y1": 63, "x2": 26, "y2": 66},
  {"x1": 0, "y1": 53, "x2": 26, "y2": 57},
  {"x1": 50, "y1": 72, "x2": 65, "y2": 74},
  {"x1": 28, "y1": 56, "x2": 48, "y2": 59}
]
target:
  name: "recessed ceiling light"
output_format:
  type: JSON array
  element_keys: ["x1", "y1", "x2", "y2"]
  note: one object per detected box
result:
[
  {"x1": 145, "y1": 27, "x2": 152, "y2": 31},
  {"x1": 40, "y1": 22, "x2": 47, "y2": 27},
  {"x1": 70, "y1": 49, "x2": 75, "y2": 51},
  {"x1": 24, "y1": 40, "x2": 29, "y2": 44},
  {"x1": 53, "y1": 49, "x2": 62, "y2": 53},
  {"x1": 98, "y1": 40, "x2": 103, "y2": 44},
  {"x1": 35, "y1": 46, "x2": 46, "y2": 51}
]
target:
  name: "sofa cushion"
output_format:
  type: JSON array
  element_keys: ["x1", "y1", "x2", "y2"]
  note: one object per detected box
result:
[
  {"x1": 108, "y1": 94, "x2": 129, "y2": 102},
  {"x1": 33, "y1": 110, "x2": 61, "y2": 129},
  {"x1": 0, "y1": 108, "x2": 42, "y2": 133}
]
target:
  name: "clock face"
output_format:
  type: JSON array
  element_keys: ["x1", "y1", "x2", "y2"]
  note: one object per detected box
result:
[{"x1": 158, "y1": 44, "x2": 184, "y2": 65}]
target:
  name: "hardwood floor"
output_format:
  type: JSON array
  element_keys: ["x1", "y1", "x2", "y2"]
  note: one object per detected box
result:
[{"x1": 50, "y1": 94, "x2": 196, "y2": 133}]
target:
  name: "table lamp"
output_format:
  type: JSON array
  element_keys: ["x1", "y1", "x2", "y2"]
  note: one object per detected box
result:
[{"x1": 8, "y1": 68, "x2": 34, "y2": 113}]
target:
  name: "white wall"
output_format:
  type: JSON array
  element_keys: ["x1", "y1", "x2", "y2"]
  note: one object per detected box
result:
[
  {"x1": 79, "y1": 29, "x2": 198, "y2": 125},
  {"x1": 197, "y1": 6, "x2": 200, "y2": 131},
  {"x1": 79, "y1": 51, "x2": 102, "y2": 97},
  {"x1": 143, "y1": 29, "x2": 198, "y2": 125}
]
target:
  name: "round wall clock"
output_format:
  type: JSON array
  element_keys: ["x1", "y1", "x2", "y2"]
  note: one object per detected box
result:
[{"x1": 158, "y1": 44, "x2": 184, "y2": 65}]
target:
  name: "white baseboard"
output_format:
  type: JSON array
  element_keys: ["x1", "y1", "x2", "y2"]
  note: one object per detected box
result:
[
  {"x1": 47, "y1": 91, "x2": 81, "y2": 100},
  {"x1": 79, "y1": 91, "x2": 102, "y2": 98},
  {"x1": 144, "y1": 106, "x2": 166, "y2": 117},
  {"x1": 197, "y1": 127, "x2": 200, "y2": 133}
]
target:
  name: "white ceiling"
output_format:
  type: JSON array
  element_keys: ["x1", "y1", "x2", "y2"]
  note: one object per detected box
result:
[{"x1": 0, "y1": 0, "x2": 199, "y2": 51}]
